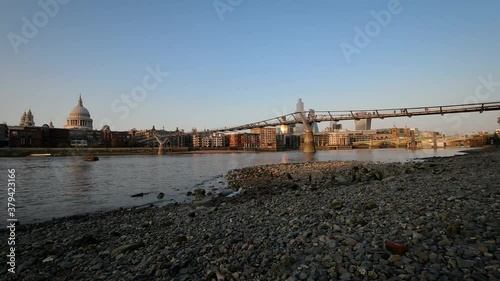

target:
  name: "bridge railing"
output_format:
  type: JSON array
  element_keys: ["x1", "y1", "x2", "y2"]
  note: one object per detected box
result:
[{"x1": 204, "y1": 101, "x2": 500, "y2": 133}]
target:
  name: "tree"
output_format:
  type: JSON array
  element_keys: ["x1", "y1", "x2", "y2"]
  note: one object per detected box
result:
[
  {"x1": 493, "y1": 132, "x2": 500, "y2": 146},
  {"x1": 497, "y1": 115, "x2": 500, "y2": 126}
]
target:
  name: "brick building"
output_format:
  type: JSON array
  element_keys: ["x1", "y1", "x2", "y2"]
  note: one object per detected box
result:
[{"x1": 250, "y1": 128, "x2": 277, "y2": 149}]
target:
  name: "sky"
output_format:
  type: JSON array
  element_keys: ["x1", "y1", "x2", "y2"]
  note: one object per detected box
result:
[{"x1": 1, "y1": 0, "x2": 499, "y2": 134}]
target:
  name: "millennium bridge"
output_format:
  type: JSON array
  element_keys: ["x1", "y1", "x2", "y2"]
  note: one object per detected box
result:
[{"x1": 154, "y1": 101, "x2": 500, "y2": 154}]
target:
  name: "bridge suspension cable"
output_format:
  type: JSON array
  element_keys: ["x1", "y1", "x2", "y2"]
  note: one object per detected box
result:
[{"x1": 204, "y1": 101, "x2": 500, "y2": 133}]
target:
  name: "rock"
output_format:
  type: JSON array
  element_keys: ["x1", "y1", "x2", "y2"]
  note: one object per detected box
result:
[
  {"x1": 339, "y1": 272, "x2": 352, "y2": 280},
  {"x1": 73, "y1": 234, "x2": 99, "y2": 247},
  {"x1": 415, "y1": 251, "x2": 429, "y2": 263},
  {"x1": 42, "y1": 256, "x2": 55, "y2": 263},
  {"x1": 344, "y1": 238, "x2": 357, "y2": 246},
  {"x1": 270, "y1": 255, "x2": 296, "y2": 277},
  {"x1": 385, "y1": 241, "x2": 408, "y2": 255},
  {"x1": 336, "y1": 175, "x2": 348, "y2": 184},
  {"x1": 365, "y1": 202, "x2": 378, "y2": 210},
  {"x1": 330, "y1": 201, "x2": 344, "y2": 210},
  {"x1": 59, "y1": 260, "x2": 73, "y2": 268},
  {"x1": 357, "y1": 266, "x2": 367, "y2": 276},
  {"x1": 446, "y1": 224, "x2": 461, "y2": 237},
  {"x1": 333, "y1": 254, "x2": 343, "y2": 263},
  {"x1": 328, "y1": 241, "x2": 338, "y2": 248},
  {"x1": 456, "y1": 257, "x2": 475, "y2": 268},
  {"x1": 192, "y1": 200, "x2": 211, "y2": 207},
  {"x1": 388, "y1": 254, "x2": 401, "y2": 263},
  {"x1": 368, "y1": 271, "x2": 378, "y2": 279},
  {"x1": 216, "y1": 272, "x2": 225, "y2": 281},
  {"x1": 174, "y1": 235, "x2": 188, "y2": 244},
  {"x1": 91, "y1": 263, "x2": 103, "y2": 270},
  {"x1": 219, "y1": 189, "x2": 235, "y2": 197},
  {"x1": 438, "y1": 238, "x2": 452, "y2": 247},
  {"x1": 194, "y1": 188, "x2": 206, "y2": 198},
  {"x1": 157, "y1": 192, "x2": 165, "y2": 199},
  {"x1": 411, "y1": 231, "x2": 423, "y2": 240},
  {"x1": 111, "y1": 242, "x2": 145, "y2": 258},
  {"x1": 131, "y1": 193, "x2": 144, "y2": 197},
  {"x1": 286, "y1": 173, "x2": 293, "y2": 180},
  {"x1": 381, "y1": 176, "x2": 396, "y2": 183}
]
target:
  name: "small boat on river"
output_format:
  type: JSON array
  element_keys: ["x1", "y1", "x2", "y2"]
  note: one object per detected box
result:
[
  {"x1": 85, "y1": 154, "x2": 99, "y2": 161},
  {"x1": 30, "y1": 153, "x2": 52, "y2": 157}
]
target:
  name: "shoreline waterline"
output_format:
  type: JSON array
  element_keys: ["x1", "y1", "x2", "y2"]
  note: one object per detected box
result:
[{"x1": 0, "y1": 146, "x2": 475, "y2": 158}]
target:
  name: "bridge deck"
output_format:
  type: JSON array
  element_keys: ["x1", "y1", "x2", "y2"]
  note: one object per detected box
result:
[{"x1": 205, "y1": 101, "x2": 500, "y2": 133}]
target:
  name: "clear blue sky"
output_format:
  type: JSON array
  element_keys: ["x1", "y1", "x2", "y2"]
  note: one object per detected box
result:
[{"x1": 1, "y1": 0, "x2": 499, "y2": 134}]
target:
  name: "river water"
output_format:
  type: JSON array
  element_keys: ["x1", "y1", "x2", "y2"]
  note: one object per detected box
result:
[{"x1": 0, "y1": 148, "x2": 468, "y2": 224}]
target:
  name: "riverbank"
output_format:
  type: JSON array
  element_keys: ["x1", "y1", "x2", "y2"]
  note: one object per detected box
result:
[{"x1": 3, "y1": 147, "x2": 499, "y2": 280}]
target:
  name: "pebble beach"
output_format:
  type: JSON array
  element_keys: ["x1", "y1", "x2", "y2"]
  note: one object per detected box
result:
[{"x1": 3, "y1": 147, "x2": 500, "y2": 281}]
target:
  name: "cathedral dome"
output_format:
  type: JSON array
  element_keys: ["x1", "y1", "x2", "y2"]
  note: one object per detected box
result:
[
  {"x1": 69, "y1": 105, "x2": 91, "y2": 118},
  {"x1": 64, "y1": 95, "x2": 93, "y2": 130}
]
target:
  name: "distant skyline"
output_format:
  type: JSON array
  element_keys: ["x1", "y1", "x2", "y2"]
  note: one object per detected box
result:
[{"x1": 1, "y1": 0, "x2": 500, "y2": 134}]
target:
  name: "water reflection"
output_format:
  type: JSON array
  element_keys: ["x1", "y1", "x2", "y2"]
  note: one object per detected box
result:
[
  {"x1": 303, "y1": 152, "x2": 316, "y2": 163},
  {"x1": 281, "y1": 153, "x2": 289, "y2": 164}
]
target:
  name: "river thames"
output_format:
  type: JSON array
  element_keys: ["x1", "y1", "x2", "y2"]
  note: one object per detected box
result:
[{"x1": 0, "y1": 148, "x2": 469, "y2": 224}]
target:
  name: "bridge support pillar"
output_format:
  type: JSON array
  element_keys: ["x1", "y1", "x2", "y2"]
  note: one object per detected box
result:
[
  {"x1": 298, "y1": 111, "x2": 316, "y2": 153},
  {"x1": 432, "y1": 132, "x2": 438, "y2": 149},
  {"x1": 303, "y1": 130, "x2": 316, "y2": 153},
  {"x1": 408, "y1": 131, "x2": 416, "y2": 150},
  {"x1": 158, "y1": 144, "x2": 165, "y2": 155},
  {"x1": 154, "y1": 135, "x2": 167, "y2": 155}
]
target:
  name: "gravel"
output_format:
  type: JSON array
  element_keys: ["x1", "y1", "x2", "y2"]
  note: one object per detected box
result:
[{"x1": 2, "y1": 147, "x2": 500, "y2": 280}]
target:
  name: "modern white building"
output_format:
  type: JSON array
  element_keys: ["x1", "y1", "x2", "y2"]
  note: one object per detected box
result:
[
  {"x1": 327, "y1": 132, "x2": 350, "y2": 146},
  {"x1": 294, "y1": 98, "x2": 305, "y2": 134}
]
